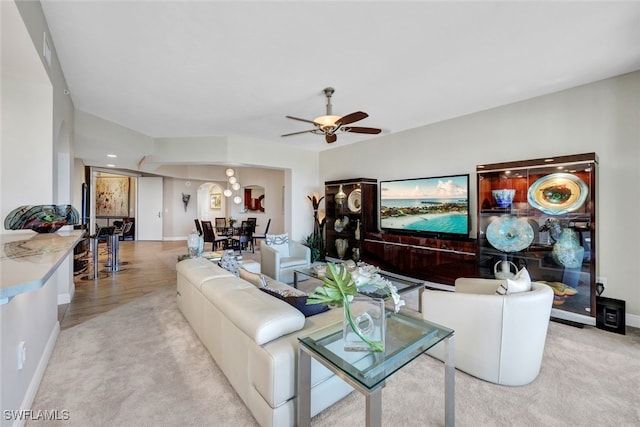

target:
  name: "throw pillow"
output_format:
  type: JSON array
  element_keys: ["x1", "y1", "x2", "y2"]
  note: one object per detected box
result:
[
  {"x1": 239, "y1": 267, "x2": 267, "y2": 288},
  {"x1": 218, "y1": 250, "x2": 240, "y2": 276},
  {"x1": 496, "y1": 267, "x2": 532, "y2": 295},
  {"x1": 261, "y1": 285, "x2": 305, "y2": 297},
  {"x1": 260, "y1": 287, "x2": 329, "y2": 317},
  {"x1": 265, "y1": 233, "x2": 289, "y2": 257}
]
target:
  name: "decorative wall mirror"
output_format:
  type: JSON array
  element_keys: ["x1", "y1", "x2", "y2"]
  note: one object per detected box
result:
[{"x1": 244, "y1": 185, "x2": 265, "y2": 212}]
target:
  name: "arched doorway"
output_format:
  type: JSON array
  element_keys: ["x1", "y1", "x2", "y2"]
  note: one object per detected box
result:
[{"x1": 197, "y1": 182, "x2": 225, "y2": 221}]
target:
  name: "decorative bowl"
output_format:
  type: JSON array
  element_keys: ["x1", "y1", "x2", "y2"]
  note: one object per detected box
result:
[
  {"x1": 492, "y1": 189, "x2": 516, "y2": 208},
  {"x1": 527, "y1": 173, "x2": 588, "y2": 215},
  {"x1": 486, "y1": 214, "x2": 534, "y2": 253},
  {"x1": 4, "y1": 204, "x2": 79, "y2": 233}
]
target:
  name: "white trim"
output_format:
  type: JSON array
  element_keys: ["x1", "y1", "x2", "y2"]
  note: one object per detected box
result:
[
  {"x1": 57, "y1": 293, "x2": 71, "y2": 305},
  {"x1": 13, "y1": 321, "x2": 60, "y2": 427},
  {"x1": 551, "y1": 308, "x2": 596, "y2": 326},
  {"x1": 626, "y1": 313, "x2": 640, "y2": 329}
]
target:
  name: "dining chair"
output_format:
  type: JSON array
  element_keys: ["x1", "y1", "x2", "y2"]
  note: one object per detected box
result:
[
  {"x1": 194, "y1": 219, "x2": 203, "y2": 236},
  {"x1": 230, "y1": 221, "x2": 254, "y2": 253},
  {"x1": 201, "y1": 220, "x2": 226, "y2": 251},
  {"x1": 215, "y1": 217, "x2": 227, "y2": 229},
  {"x1": 252, "y1": 218, "x2": 271, "y2": 249}
]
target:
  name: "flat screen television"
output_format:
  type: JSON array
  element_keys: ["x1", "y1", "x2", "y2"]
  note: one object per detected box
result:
[{"x1": 379, "y1": 174, "x2": 470, "y2": 238}]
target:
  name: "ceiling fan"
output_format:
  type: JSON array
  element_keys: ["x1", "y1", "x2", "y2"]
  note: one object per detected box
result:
[{"x1": 282, "y1": 87, "x2": 382, "y2": 144}]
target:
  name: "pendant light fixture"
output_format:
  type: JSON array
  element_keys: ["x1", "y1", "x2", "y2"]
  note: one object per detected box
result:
[
  {"x1": 223, "y1": 167, "x2": 242, "y2": 204},
  {"x1": 224, "y1": 168, "x2": 235, "y2": 197}
]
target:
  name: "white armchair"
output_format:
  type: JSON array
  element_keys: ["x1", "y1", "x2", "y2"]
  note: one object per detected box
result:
[
  {"x1": 259, "y1": 234, "x2": 310, "y2": 284},
  {"x1": 421, "y1": 277, "x2": 554, "y2": 386}
]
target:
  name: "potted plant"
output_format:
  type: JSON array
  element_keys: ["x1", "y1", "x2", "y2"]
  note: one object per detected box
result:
[{"x1": 307, "y1": 262, "x2": 404, "y2": 352}]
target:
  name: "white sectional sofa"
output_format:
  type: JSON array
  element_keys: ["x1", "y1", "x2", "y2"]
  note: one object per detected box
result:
[{"x1": 176, "y1": 257, "x2": 352, "y2": 427}]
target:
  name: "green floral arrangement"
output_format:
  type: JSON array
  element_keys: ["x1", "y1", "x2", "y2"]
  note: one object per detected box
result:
[{"x1": 307, "y1": 262, "x2": 404, "y2": 352}]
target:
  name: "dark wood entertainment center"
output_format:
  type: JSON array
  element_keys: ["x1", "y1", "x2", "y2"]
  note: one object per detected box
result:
[
  {"x1": 327, "y1": 153, "x2": 597, "y2": 323},
  {"x1": 361, "y1": 232, "x2": 476, "y2": 286},
  {"x1": 324, "y1": 178, "x2": 477, "y2": 285}
]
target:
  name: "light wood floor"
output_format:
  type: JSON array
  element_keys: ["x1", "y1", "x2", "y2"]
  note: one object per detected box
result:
[
  {"x1": 60, "y1": 239, "x2": 262, "y2": 330},
  {"x1": 59, "y1": 240, "x2": 187, "y2": 330}
]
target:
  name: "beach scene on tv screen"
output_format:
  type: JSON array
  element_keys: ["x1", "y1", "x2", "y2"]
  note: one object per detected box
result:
[{"x1": 380, "y1": 176, "x2": 469, "y2": 235}]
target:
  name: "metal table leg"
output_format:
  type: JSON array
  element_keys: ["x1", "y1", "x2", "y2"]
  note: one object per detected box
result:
[
  {"x1": 444, "y1": 334, "x2": 455, "y2": 427},
  {"x1": 366, "y1": 387, "x2": 382, "y2": 427},
  {"x1": 107, "y1": 234, "x2": 120, "y2": 272},
  {"x1": 92, "y1": 237, "x2": 99, "y2": 279},
  {"x1": 297, "y1": 346, "x2": 312, "y2": 427}
]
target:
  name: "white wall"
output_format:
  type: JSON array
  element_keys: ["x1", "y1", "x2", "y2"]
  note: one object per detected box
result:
[
  {"x1": 161, "y1": 168, "x2": 286, "y2": 242},
  {"x1": 72, "y1": 128, "x2": 320, "y2": 242},
  {"x1": 226, "y1": 167, "x2": 286, "y2": 237},
  {"x1": 1, "y1": 1, "x2": 61, "y2": 423},
  {"x1": 320, "y1": 71, "x2": 640, "y2": 322}
]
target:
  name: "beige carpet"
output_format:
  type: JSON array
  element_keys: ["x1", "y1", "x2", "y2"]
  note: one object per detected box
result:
[{"x1": 29, "y1": 270, "x2": 640, "y2": 426}]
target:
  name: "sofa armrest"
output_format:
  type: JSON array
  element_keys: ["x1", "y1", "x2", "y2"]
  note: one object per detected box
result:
[
  {"x1": 422, "y1": 288, "x2": 505, "y2": 380},
  {"x1": 289, "y1": 241, "x2": 311, "y2": 264},
  {"x1": 214, "y1": 286, "x2": 305, "y2": 345},
  {"x1": 260, "y1": 240, "x2": 280, "y2": 281},
  {"x1": 455, "y1": 277, "x2": 506, "y2": 294}
]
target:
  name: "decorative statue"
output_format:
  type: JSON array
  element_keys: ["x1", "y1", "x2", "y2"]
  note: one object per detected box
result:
[
  {"x1": 335, "y1": 238, "x2": 348, "y2": 259},
  {"x1": 182, "y1": 193, "x2": 191, "y2": 212},
  {"x1": 305, "y1": 194, "x2": 326, "y2": 261}
]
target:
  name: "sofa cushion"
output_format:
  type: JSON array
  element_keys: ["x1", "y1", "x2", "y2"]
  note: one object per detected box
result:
[
  {"x1": 497, "y1": 267, "x2": 532, "y2": 295},
  {"x1": 265, "y1": 233, "x2": 289, "y2": 257},
  {"x1": 260, "y1": 287, "x2": 330, "y2": 318},
  {"x1": 239, "y1": 267, "x2": 267, "y2": 288},
  {"x1": 177, "y1": 258, "x2": 235, "y2": 290},
  {"x1": 205, "y1": 284, "x2": 305, "y2": 345}
]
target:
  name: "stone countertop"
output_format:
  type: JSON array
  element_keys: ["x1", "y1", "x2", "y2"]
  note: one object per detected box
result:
[{"x1": 0, "y1": 229, "x2": 85, "y2": 304}]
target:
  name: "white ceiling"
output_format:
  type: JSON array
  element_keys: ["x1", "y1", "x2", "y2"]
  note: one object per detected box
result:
[{"x1": 40, "y1": 1, "x2": 640, "y2": 163}]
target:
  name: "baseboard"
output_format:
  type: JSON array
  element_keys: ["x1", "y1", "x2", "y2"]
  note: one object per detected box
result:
[
  {"x1": 626, "y1": 313, "x2": 640, "y2": 328},
  {"x1": 57, "y1": 293, "x2": 71, "y2": 305},
  {"x1": 13, "y1": 321, "x2": 60, "y2": 427}
]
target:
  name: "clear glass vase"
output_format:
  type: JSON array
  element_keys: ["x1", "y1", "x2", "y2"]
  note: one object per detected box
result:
[
  {"x1": 187, "y1": 230, "x2": 200, "y2": 258},
  {"x1": 343, "y1": 296, "x2": 385, "y2": 352}
]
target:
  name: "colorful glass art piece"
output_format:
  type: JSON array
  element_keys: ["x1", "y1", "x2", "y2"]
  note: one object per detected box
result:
[
  {"x1": 4, "y1": 205, "x2": 80, "y2": 233},
  {"x1": 527, "y1": 173, "x2": 588, "y2": 215}
]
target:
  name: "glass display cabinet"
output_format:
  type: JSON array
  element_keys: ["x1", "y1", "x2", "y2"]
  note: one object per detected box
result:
[
  {"x1": 476, "y1": 153, "x2": 597, "y2": 323},
  {"x1": 324, "y1": 178, "x2": 377, "y2": 261}
]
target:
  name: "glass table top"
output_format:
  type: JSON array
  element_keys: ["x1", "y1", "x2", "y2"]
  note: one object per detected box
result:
[
  {"x1": 294, "y1": 265, "x2": 425, "y2": 298},
  {"x1": 298, "y1": 311, "x2": 453, "y2": 390}
]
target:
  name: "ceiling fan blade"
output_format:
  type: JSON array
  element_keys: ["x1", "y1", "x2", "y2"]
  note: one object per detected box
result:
[
  {"x1": 344, "y1": 126, "x2": 382, "y2": 134},
  {"x1": 326, "y1": 134, "x2": 338, "y2": 143},
  {"x1": 335, "y1": 111, "x2": 368, "y2": 126},
  {"x1": 286, "y1": 115, "x2": 319, "y2": 125},
  {"x1": 281, "y1": 129, "x2": 316, "y2": 137}
]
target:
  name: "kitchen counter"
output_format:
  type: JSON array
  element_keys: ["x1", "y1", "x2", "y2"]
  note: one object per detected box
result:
[{"x1": 0, "y1": 229, "x2": 85, "y2": 304}]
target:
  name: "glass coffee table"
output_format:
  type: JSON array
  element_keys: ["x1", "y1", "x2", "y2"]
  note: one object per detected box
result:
[
  {"x1": 297, "y1": 311, "x2": 454, "y2": 427},
  {"x1": 293, "y1": 266, "x2": 426, "y2": 311}
]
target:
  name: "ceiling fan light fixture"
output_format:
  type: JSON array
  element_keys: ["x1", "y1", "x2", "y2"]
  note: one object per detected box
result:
[
  {"x1": 283, "y1": 87, "x2": 381, "y2": 143},
  {"x1": 313, "y1": 114, "x2": 341, "y2": 129}
]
